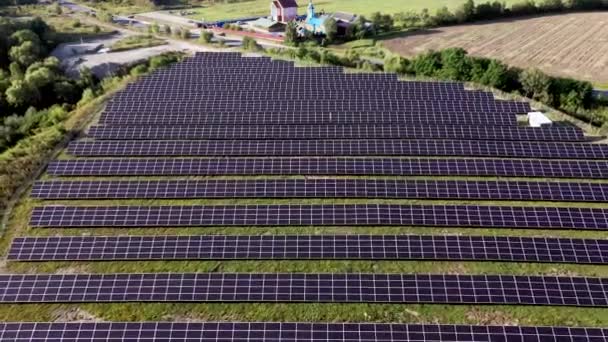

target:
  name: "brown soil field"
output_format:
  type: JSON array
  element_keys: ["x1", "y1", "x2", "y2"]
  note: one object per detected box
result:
[{"x1": 383, "y1": 12, "x2": 608, "y2": 85}]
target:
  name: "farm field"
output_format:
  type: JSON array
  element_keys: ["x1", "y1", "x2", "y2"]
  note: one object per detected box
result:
[
  {"x1": 185, "y1": 0, "x2": 520, "y2": 22},
  {"x1": 383, "y1": 12, "x2": 608, "y2": 85}
]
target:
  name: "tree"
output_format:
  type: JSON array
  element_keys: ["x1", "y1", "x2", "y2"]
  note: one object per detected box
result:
[
  {"x1": 5, "y1": 80, "x2": 40, "y2": 107},
  {"x1": 433, "y1": 6, "x2": 457, "y2": 25},
  {"x1": 411, "y1": 50, "x2": 442, "y2": 77},
  {"x1": 439, "y1": 48, "x2": 471, "y2": 81},
  {"x1": 10, "y1": 29, "x2": 40, "y2": 46},
  {"x1": 455, "y1": 0, "x2": 475, "y2": 22},
  {"x1": 323, "y1": 17, "x2": 337, "y2": 42},
  {"x1": 370, "y1": 12, "x2": 393, "y2": 33},
  {"x1": 480, "y1": 59, "x2": 509, "y2": 89},
  {"x1": 9, "y1": 41, "x2": 43, "y2": 66},
  {"x1": 242, "y1": 36, "x2": 262, "y2": 51},
  {"x1": 199, "y1": 30, "x2": 213, "y2": 44},
  {"x1": 24, "y1": 66, "x2": 55, "y2": 88},
  {"x1": 538, "y1": 0, "x2": 564, "y2": 11},
  {"x1": 284, "y1": 21, "x2": 298, "y2": 46},
  {"x1": 519, "y1": 68, "x2": 552, "y2": 103}
]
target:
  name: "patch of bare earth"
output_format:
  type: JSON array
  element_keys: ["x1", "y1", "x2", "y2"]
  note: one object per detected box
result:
[
  {"x1": 383, "y1": 12, "x2": 608, "y2": 84},
  {"x1": 52, "y1": 308, "x2": 101, "y2": 322},
  {"x1": 466, "y1": 308, "x2": 519, "y2": 326}
]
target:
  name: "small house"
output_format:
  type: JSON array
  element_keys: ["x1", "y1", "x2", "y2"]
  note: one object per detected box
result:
[
  {"x1": 271, "y1": 0, "x2": 298, "y2": 23},
  {"x1": 251, "y1": 17, "x2": 286, "y2": 32}
]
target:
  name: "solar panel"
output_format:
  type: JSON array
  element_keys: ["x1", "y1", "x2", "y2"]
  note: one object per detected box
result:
[
  {"x1": 86, "y1": 125, "x2": 585, "y2": 141},
  {"x1": 29, "y1": 204, "x2": 608, "y2": 230},
  {"x1": 99, "y1": 112, "x2": 516, "y2": 126},
  {"x1": 30, "y1": 179, "x2": 608, "y2": 202},
  {"x1": 0, "y1": 273, "x2": 605, "y2": 306},
  {"x1": 4, "y1": 322, "x2": 604, "y2": 342},
  {"x1": 10, "y1": 235, "x2": 608, "y2": 264},
  {"x1": 45, "y1": 158, "x2": 608, "y2": 178},
  {"x1": 66, "y1": 140, "x2": 608, "y2": 159}
]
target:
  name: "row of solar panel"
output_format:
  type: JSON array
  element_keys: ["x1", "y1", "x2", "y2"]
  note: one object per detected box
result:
[
  {"x1": 0, "y1": 273, "x2": 605, "y2": 306},
  {"x1": 86, "y1": 125, "x2": 585, "y2": 141},
  {"x1": 46, "y1": 158, "x2": 608, "y2": 178},
  {"x1": 99, "y1": 113, "x2": 517, "y2": 125},
  {"x1": 9, "y1": 235, "x2": 608, "y2": 264},
  {"x1": 3, "y1": 322, "x2": 603, "y2": 342},
  {"x1": 29, "y1": 204, "x2": 608, "y2": 230},
  {"x1": 66, "y1": 140, "x2": 608, "y2": 159},
  {"x1": 102, "y1": 103, "x2": 528, "y2": 114},
  {"x1": 30, "y1": 179, "x2": 608, "y2": 202},
  {"x1": 112, "y1": 91, "x2": 497, "y2": 101}
]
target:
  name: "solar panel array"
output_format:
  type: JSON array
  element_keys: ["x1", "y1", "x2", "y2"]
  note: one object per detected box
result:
[
  {"x1": 87, "y1": 124, "x2": 585, "y2": 141},
  {"x1": 29, "y1": 204, "x2": 608, "y2": 230},
  {"x1": 11, "y1": 52, "x2": 608, "y2": 336},
  {"x1": 9, "y1": 235, "x2": 608, "y2": 264},
  {"x1": 46, "y1": 158, "x2": 608, "y2": 178},
  {"x1": 66, "y1": 140, "x2": 608, "y2": 158},
  {"x1": 4, "y1": 322, "x2": 606, "y2": 342},
  {"x1": 31, "y1": 179, "x2": 608, "y2": 202},
  {"x1": 0, "y1": 273, "x2": 606, "y2": 306}
]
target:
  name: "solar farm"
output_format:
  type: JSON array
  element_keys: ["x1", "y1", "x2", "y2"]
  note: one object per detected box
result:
[{"x1": 2, "y1": 51, "x2": 608, "y2": 341}]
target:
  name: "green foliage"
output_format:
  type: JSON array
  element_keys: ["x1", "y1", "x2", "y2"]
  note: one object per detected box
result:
[
  {"x1": 323, "y1": 17, "x2": 337, "y2": 42},
  {"x1": 284, "y1": 21, "x2": 298, "y2": 46},
  {"x1": 411, "y1": 50, "x2": 442, "y2": 77},
  {"x1": 5, "y1": 80, "x2": 39, "y2": 106},
  {"x1": 149, "y1": 22, "x2": 160, "y2": 34},
  {"x1": 9, "y1": 41, "x2": 43, "y2": 66},
  {"x1": 432, "y1": 6, "x2": 457, "y2": 25},
  {"x1": 241, "y1": 36, "x2": 262, "y2": 51},
  {"x1": 439, "y1": 48, "x2": 471, "y2": 81},
  {"x1": 520, "y1": 68, "x2": 553, "y2": 103},
  {"x1": 199, "y1": 30, "x2": 213, "y2": 44},
  {"x1": 370, "y1": 12, "x2": 394, "y2": 33}
]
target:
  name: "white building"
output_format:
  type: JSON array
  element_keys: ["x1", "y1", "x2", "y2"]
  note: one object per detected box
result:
[{"x1": 270, "y1": 0, "x2": 298, "y2": 23}]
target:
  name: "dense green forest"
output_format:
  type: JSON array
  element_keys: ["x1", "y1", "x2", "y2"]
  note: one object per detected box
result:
[{"x1": 0, "y1": 17, "x2": 100, "y2": 151}]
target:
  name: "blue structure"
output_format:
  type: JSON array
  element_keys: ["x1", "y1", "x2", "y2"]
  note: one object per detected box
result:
[{"x1": 304, "y1": 0, "x2": 329, "y2": 34}]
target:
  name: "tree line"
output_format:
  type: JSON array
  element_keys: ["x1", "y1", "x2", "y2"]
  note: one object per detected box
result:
[
  {"x1": 268, "y1": 45, "x2": 607, "y2": 128},
  {"x1": 0, "y1": 17, "x2": 100, "y2": 151}
]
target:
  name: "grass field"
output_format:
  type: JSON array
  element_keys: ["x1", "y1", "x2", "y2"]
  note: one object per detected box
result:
[
  {"x1": 186, "y1": 0, "x2": 520, "y2": 22},
  {"x1": 383, "y1": 12, "x2": 608, "y2": 85}
]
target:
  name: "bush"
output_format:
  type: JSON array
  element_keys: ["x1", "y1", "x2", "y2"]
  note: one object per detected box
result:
[
  {"x1": 199, "y1": 31, "x2": 213, "y2": 44},
  {"x1": 242, "y1": 36, "x2": 262, "y2": 51}
]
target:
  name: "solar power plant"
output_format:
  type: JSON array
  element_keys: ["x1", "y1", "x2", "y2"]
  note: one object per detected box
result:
[
  {"x1": 86, "y1": 125, "x2": 585, "y2": 141},
  {"x1": 9, "y1": 235, "x2": 608, "y2": 264},
  {"x1": 30, "y1": 179, "x2": 608, "y2": 202},
  {"x1": 28, "y1": 204, "x2": 608, "y2": 230},
  {"x1": 66, "y1": 140, "x2": 608, "y2": 158},
  {"x1": 45, "y1": 158, "x2": 608, "y2": 178},
  {"x1": 8, "y1": 52, "x2": 608, "y2": 335},
  {"x1": 4, "y1": 322, "x2": 606, "y2": 342},
  {"x1": 0, "y1": 273, "x2": 606, "y2": 306}
]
